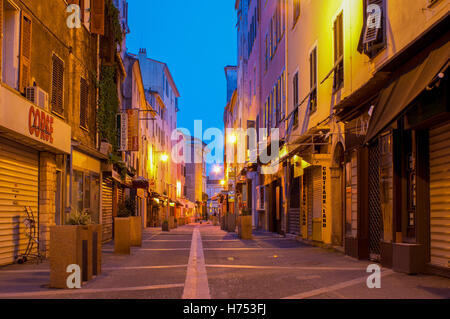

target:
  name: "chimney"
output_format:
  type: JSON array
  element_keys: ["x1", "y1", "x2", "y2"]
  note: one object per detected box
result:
[{"x1": 138, "y1": 48, "x2": 147, "y2": 58}]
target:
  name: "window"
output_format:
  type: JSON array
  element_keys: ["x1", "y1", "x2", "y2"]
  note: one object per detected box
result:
[
  {"x1": 309, "y1": 48, "x2": 317, "y2": 113},
  {"x1": 72, "y1": 170, "x2": 100, "y2": 223},
  {"x1": 293, "y1": 0, "x2": 300, "y2": 24},
  {"x1": 333, "y1": 12, "x2": 344, "y2": 91},
  {"x1": 358, "y1": 0, "x2": 386, "y2": 58},
  {"x1": 2, "y1": 1, "x2": 21, "y2": 90},
  {"x1": 19, "y1": 13, "x2": 32, "y2": 93},
  {"x1": 51, "y1": 54, "x2": 64, "y2": 115},
  {"x1": 80, "y1": 77, "x2": 89, "y2": 128},
  {"x1": 293, "y1": 72, "x2": 299, "y2": 109}
]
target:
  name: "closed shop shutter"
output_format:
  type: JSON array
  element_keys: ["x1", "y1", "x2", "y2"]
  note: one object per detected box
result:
[
  {"x1": 102, "y1": 177, "x2": 113, "y2": 243},
  {"x1": 312, "y1": 166, "x2": 323, "y2": 241},
  {"x1": 0, "y1": 138, "x2": 38, "y2": 266},
  {"x1": 305, "y1": 169, "x2": 313, "y2": 239},
  {"x1": 288, "y1": 177, "x2": 301, "y2": 235},
  {"x1": 429, "y1": 122, "x2": 450, "y2": 269}
]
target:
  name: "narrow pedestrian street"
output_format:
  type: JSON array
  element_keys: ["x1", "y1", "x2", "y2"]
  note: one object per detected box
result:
[{"x1": 0, "y1": 224, "x2": 449, "y2": 299}]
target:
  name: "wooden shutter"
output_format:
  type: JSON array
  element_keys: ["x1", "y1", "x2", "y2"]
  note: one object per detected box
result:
[
  {"x1": 51, "y1": 54, "x2": 64, "y2": 115},
  {"x1": 19, "y1": 13, "x2": 32, "y2": 93},
  {"x1": 80, "y1": 77, "x2": 89, "y2": 128},
  {"x1": 91, "y1": 0, "x2": 105, "y2": 35}
]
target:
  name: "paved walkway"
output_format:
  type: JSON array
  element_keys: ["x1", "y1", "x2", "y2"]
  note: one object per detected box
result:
[{"x1": 0, "y1": 223, "x2": 449, "y2": 299}]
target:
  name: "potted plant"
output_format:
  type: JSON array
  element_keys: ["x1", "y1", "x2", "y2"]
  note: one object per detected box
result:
[
  {"x1": 114, "y1": 202, "x2": 131, "y2": 254},
  {"x1": 162, "y1": 220, "x2": 169, "y2": 232},
  {"x1": 50, "y1": 209, "x2": 101, "y2": 288}
]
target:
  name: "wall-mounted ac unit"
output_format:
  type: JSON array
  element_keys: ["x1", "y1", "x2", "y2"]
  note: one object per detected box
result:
[{"x1": 26, "y1": 86, "x2": 49, "y2": 112}]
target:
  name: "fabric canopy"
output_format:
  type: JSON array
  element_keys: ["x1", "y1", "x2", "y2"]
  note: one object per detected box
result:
[{"x1": 365, "y1": 33, "x2": 450, "y2": 143}]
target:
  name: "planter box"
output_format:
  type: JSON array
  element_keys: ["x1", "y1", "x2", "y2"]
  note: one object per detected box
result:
[
  {"x1": 393, "y1": 243, "x2": 425, "y2": 275},
  {"x1": 227, "y1": 214, "x2": 236, "y2": 233},
  {"x1": 129, "y1": 216, "x2": 142, "y2": 247},
  {"x1": 49, "y1": 224, "x2": 101, "y2": 288},
  {"x1": 114, "y1": 218, "x2": 131, "y2": 254},
  {"x1": 239, "y1": 216, "x2": 253, "y2": 240},
  {"x1": 50, "y1": 226, "x2": 82, "y2": 289},
  {"x1": 162, "y1": 222, "x2": 170, "y2": 232}
]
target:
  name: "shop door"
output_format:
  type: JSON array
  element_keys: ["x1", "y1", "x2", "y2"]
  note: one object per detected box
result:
[
  {"x1": 288, "y1": 176, "x2": 301, "y2": 235},
  {"x1": 101, "y1": 177, "x2": 113, "y2": 243},
  {"x1": 368, "y1": 141, "x2": 383, "y2": 260},
  {"x1": 0, "y1": 138, "x2": 38, "y2": 266},
  {"x1": 429, "y1": 123, "x2": 450, "y2": 268}
]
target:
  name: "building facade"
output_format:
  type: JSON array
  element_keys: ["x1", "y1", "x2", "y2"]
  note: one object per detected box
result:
[{"x1": 230, "y1": 0, "x2": 450, "y2": 277}]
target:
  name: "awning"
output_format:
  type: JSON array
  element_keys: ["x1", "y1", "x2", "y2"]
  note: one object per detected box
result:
[
  {"x1": 365, "y1": 33, "x2": 450, "y2": 143},
  {"x1": 132, "y1": 176, "x2": 149, "y2": 189}
]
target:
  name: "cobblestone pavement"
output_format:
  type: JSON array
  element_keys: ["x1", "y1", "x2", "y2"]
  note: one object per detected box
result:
[{"x1": 0, "y1": 223, "x2": 449, "y2": 299}]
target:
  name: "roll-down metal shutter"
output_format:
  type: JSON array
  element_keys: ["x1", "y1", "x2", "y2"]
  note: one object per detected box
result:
[
  {"x1": 429, "y1": 122, "x2": 450, "y2": 269},
  {"x1": 312, "y1": 166, "x2": 323, "y2": 241},
  {"x1": 0, "y1": 138, "x2": 39, "y2": 266},
  {"x1": 102, "y1": 177, "x2": 113, "y2": 243}
]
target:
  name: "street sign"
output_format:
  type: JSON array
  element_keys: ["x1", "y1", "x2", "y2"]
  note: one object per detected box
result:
[{"x1": 118, "y1": 112, "x2": 128, "y2": 151}]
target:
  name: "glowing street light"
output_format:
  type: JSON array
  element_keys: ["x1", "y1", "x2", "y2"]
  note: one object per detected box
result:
[
  {"x1": 227, "y1": 134, "x2": 237, "y2": 144},
  {"x1": 213, "y1": 165, "x2": 222, "y2": 174},
  {"x1": 220, "y1": 180, "x2": 226, "y2": 186},
  {"x1": 160, "y1": 153, "x2": 169, "y2": 162}
]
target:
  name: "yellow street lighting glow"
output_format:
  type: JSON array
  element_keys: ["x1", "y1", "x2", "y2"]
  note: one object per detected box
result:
[
  {"x1": 220, "y1": 180, "x2": 226, "y2": 186},
  {"x1": 160, "y1": 153, "x2": 169, "y2": 162},
  {"x1": 154, "y1": 198, "x2": 160, "y2": 204},
  {"x1": 301, "y1": 160, "x2": 312, "y2": 169},
  {"x1": 227, "y1": 134, "x2": 237, "y2": 144}
]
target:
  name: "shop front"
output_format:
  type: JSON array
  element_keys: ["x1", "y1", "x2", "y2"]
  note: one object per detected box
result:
[
  {"x1": 362, "y1": 27, "x2": 449, "y2": 276},
  {"x1": 0, "y1": 84, "x2": 71, "y2": 264}
]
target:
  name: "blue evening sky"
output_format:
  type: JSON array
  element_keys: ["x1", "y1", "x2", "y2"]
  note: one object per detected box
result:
[{"x1": 126, "y1": 0, "x2": 237, "y2": 137}]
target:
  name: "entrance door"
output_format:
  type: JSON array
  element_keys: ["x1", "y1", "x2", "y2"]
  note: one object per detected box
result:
[{"x1": 368, "y1": 141, "x2": 383, "y2": 261}]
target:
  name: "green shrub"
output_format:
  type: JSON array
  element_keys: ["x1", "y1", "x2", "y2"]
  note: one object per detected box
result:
[{"x1": 67, "y1": 209, "x2": 92, "y2": 225}]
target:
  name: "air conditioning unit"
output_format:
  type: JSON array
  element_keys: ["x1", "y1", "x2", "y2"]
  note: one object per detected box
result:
[{"x1": 26, "y1": 86, "x2": 49, "y2": 112}]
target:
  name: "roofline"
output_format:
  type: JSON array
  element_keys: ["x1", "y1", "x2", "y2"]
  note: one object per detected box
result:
[{"x1": 129, "y1": 52, "x2": 181, "y2": 98}]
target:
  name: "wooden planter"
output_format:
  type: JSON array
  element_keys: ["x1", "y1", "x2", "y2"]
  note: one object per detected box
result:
[
  {"x1": 50, "y1": 224, "x2": 102, "y2": 288},
  {"x1": 129, "y1": 216, "x2": 142, "y2": 247},
  {"x1": 239, "y1": 216, "x2": 253, "y2": 240},
  {"x1": 114, "y1": 218, "x2": 131, "y2": 254},
  {"x1": 227, "y1": 214, "x2": 236, "y2": 232},
  {"x1": 162, "y1": 221, "x2": 169, "y2": 232}
]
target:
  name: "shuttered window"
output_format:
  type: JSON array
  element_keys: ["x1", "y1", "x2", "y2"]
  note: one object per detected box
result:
[
  {"x1": 293, "y1": 0, "x2": 300, "y2": 25},
  {"x1": 19, "y1": 13, "x2": 32, "y2": 93},
  {"x1": 91, "y1": 0, "x2": 105, "y2": 35},
  {"x1": 51, "y1": 54, "x2": 64, "y2": 115},
  {"x1": 80, "y1": 77, "x2": 89, "y2": 128},
  {"x1": 358, "y1": 0, "x2": 386, "y2": 57},
  {"x1": 309, "y1": 47, "x2": 317, "y2": 113},
  {"x1": 333, "y1": 12, "x2": 344, "y2": 91}
]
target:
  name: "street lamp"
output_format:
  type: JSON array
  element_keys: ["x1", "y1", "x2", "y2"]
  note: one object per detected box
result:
[
  {"x1": 160, "y1": 153, "x2": 169, "y2": 162},
  {"x1": 213, "y1": 165, "x2": 222, "y2": 175}
]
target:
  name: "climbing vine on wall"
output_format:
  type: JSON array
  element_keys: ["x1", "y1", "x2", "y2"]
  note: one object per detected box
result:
[
  {"x1": 106, "y1": 0, "x2": 123, "y2": 45},
  {"x1": 97, "y1": 64, "x2": 118, "y2": 151}
]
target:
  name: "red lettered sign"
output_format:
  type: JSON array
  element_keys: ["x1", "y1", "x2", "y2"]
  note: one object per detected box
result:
[{"x1": 28, "y1": 106, "x2": 54, "y2": 144}]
